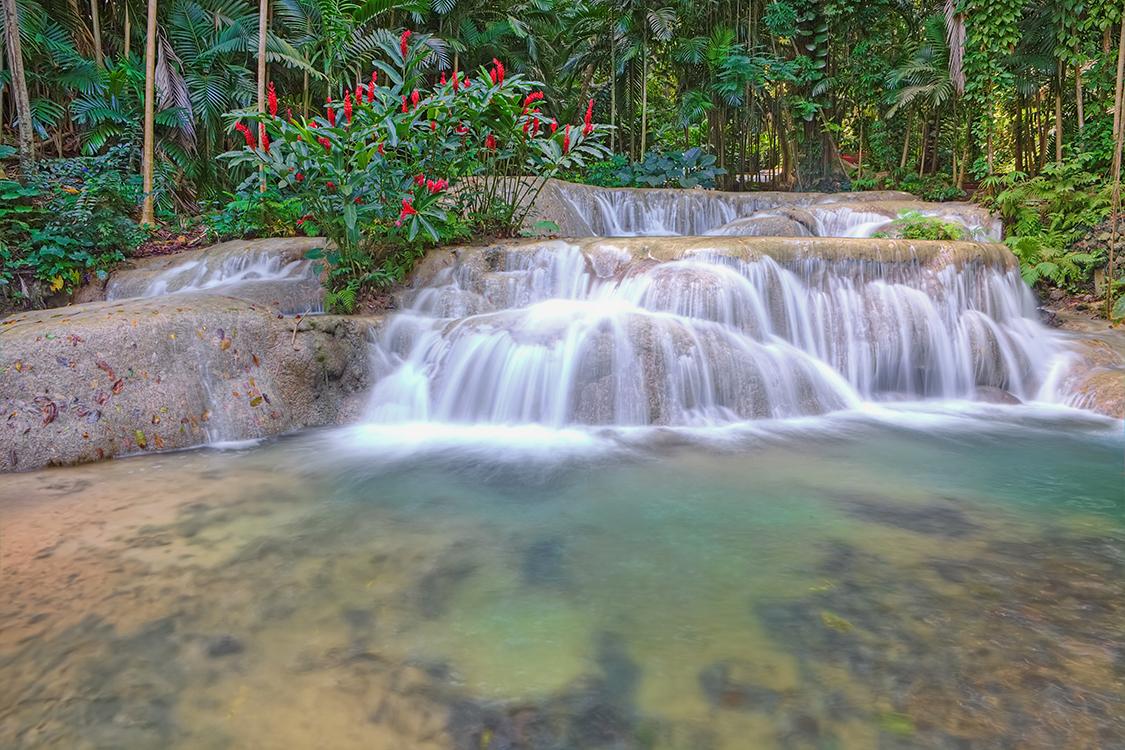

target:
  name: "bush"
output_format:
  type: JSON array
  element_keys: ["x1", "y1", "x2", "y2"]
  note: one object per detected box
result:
[
  {"x1": 0, "y1": 145, "x2": 147, "y2": 303},
  {"x1": 614, "y1": 147, "x2": 726, "y2": 188},
  {"x1": 222, "y1": 30, "x2": 608, "y2": 310},
  {"x1": 205, "y1": 188, "x2": 309, "y2": 241},
  {"x1": 886, "y1": 211, "x2": 966, "y2": 241}
]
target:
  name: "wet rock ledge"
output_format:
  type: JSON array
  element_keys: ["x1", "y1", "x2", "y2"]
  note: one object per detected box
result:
[{"x1": 1, "y1": 294, "x2": 378, "y2": 472}]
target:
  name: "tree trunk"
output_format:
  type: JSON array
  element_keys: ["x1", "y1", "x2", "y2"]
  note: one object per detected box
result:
[
  {"x1": 1014, "y1": 97, "x2": 1023, "y2": 173},
  {"x1": 918, "y1": 118, "x2": 929, "y2": 176},
  {"x1": 256, "y1": 0, "x2": 267, "y2": 191},
  {"x1": 900, "y1": 113, "x2": 912, "y2": 170},
  {"x1": 124, "y1": 5, "x2": 130, "y2": 58},
  {"x1": 1054, "y1": 66, "x2": 1063, "y2": 163},
  {"x1": 609, "y1": 38, "x2": 616, "y2": 153},
  {"x1": 1108, "y1": 11, "x2": 1125, "y2": 319},
  {"x1": 640, "y1": 36, "x2": 648, "y2": 157},
  {"x1": 90, "y1": 0, "x2": 103, "y2": 65},
  {"x1": 1075, "y1": 64, "x2": 1084, "y2": 131},
  {"x1": 140, "y1": 0, "x2": 157, "y2": 225},
  {"x1": 3, "y1": 0, "x2": 34, "y2": 175}
]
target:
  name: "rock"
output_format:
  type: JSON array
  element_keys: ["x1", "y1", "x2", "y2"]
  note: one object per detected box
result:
[
  {"x1": 0, "y1": 294, "x2": 378, "y2": 473},
  {"x1": 205, "y1": 635, "x2": 245, "y2": 658},
  {"x1": 1053, "y1": 339, "x2": 1125, "y2": 419},
  {"x1": 974, "y1": 386, "x2": 1022, "y2": 405}
]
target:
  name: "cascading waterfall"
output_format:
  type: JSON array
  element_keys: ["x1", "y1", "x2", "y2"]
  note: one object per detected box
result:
[
  {"x1": 367, "y1": 238, "x2": 1071, "y2": 428},
  {"x1": 106, "y1": 249, "x2": 312, "y2": 299},
  {"x1": 545, "y1": 181, "x2": 1002, "y2": 239}
]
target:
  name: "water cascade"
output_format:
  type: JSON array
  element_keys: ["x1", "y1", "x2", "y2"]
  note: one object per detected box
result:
[
  {"x1": 367, "y1": 237, "x2": 1070, "y2": 427},
  {"x1": 543, "y1": 181, "x2": 1002, "y2": 239}
]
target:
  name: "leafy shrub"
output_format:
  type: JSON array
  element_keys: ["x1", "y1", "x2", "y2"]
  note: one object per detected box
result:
[
  {"x1": 614, "y1": 147, "x2": 726, "y2": 188},
  {"x1": 895, "y1": 172, "x2": 965, "y2": 202},
  {"x1": 205, "y1": 188, "x2": 309, "y2": 241},
  {"x1": 1, "y1": 145, "x2": 146, "y2": 302},
  {"x1": 558, "y1": 154, "x2": 630, "y2": 187},
  {"x1": 223, "y1": 29, "x2": 608, "y2": 310},
  {"x1": 888, "y1": 211, "x2": 966, "y2": 241},
  {"x1": 978, "y1": 157, "x2": 1110, "y2": 291}
]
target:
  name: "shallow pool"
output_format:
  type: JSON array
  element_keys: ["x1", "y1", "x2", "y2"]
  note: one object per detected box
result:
[{"x1": 2, "y1": 405, "x2": 1122, "y2": 749}]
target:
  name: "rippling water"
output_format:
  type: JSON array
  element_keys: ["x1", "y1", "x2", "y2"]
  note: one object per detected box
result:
[{"x1": 2, "y1": 411, "x2": 1121, "y2": 749}]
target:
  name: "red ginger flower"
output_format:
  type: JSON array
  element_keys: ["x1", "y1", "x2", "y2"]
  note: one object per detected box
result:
[
  {"x1": 295, "y1": 172, "x2": 304, "y2": 182},
  {"x1": 399, "y1": 198, "x2": 417, "y2": 221},
  {"x1": 326, "y1": 181, "x2": 335, "y2": 190},
  {"x1": 522, "y1": 91, "x2": 543, "y2": 109},
  {"x1": 235, "y1": 122, "x2": 256, "y2": 148},
  {"x1": 356, "y1": 84, "x2": 364, "y2": 102},
  {"x1": 462, "y1": 76, "x2": 470, "y2": 89},
  {"x1": 452, "y1": 69, "x2": 459, "y2": 90},
  {"x1": 326, "y1": 96, "x2": 336, "y2": 125},
  {"x1": 344, "y1": 92, "x2": 353, "y2": 124},
  {"x1": 414, "y1": 173, "x2": 425, "y2": 185},
  {"x1": 485, "y1": 133, "x2": 496, "y2": 150},
  {"x1": 441, "y1": 72, "x2": 447, "y2": 85},
  {"x1": 431, "y1": 120, "x2": 437, "y2": 131},
  {"x1": 401, "y1": 96, "x2": 408, "y2": 113},
  {"x1": 491, "y1": 58, "x2": 505, "y2": 84},
  {"x1": 411, "y1": 89, "x2": 420, "y2": 107},
  {"x1": 267, "y1": 81, "x2": 278, "y2": 116},
  {"x1": 259, "y1": 124, "x2": 270, "y2": 153},
  {"x1": 400, "y1": 29, "x2": 412, "y2": 57},
  {"x1": 583, "y1": 99, "x2": 594, "y2": 135},
  {"x1": 378, "y1": 143, "x2": 385, "y2": 155},
  {"x1": 563, "y1": 124, "x2": 570, "y2": 154},
  {"x1": 550, "y1": 121, "x2": 558, "y2": 134}
]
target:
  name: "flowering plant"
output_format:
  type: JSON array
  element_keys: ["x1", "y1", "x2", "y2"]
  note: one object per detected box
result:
[{"x1": 221, "y1": 29, "x2": 609, "y2": 301}]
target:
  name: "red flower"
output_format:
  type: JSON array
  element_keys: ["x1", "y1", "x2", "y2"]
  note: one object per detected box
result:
[
  {"x1": 411, "y1": 89, "x2": 420, "y2": 107},
  {"x1": 319, "y1": 137, "x2": 331, "y2": 150},
  {"x1": 377, "y1": 143, "x2": 385, "y2": 155},
  {"x1": 427, "y1": 178, "x2": 447, "y2": 194},
  {"x1": 485, "y1": 133, "x2": 496, "y2": 150},
  {"x1": 523, "y1": 91, "x2": 543, "y2": 108},
  {"x1": 522, "y1": 120, "x2": 529, "y2": 135},
  {"x1": 356, "y1": 84, "x2": 364, "y2": 102},
  {"x1": 326, "y1": 96, "x2": 336, "y2": 126},
  {"x1": 399, "y1": 198, "x2": 417, "y2": 221},
  {"x1": 583, "y1": 99, "x2": 594, "y2": 135},
  {"x1": 452, "y1": 69, "x2": 459, "y2": 90},
  {"x1": 490, "y1": 68, "x2": 497, "y2": 84},
  {"x1": 259, "y1": 124, "x2": 270, "y2": 153},
  {"x1": 267, "y1": 81, "x2": 278, "y2": 116},
  {"x1": 563, "y1": 124, "x2": 571, "y2": 154},
  {"x1": 532, "y1": 117, "x2": 540, "y2": 136},
  {"x1": 401, "y1": 96, "x2": 408, "y2": 113},
  {"x1": 235, "y1": 122, "x2": 256, "y2": 148},
  {"x1": 455, "y1": 122, "x2": 468, "y2": 134},
  {"x1": 441, "y1": 72, "x2": 447, "y2": 85},
  {"x1": 344, "y1": 92, "x2": 353, "y2": 124},
  {"x1": 491, "y1": 58, "x2": 505, "y2": 84},
  {"x1": 400, "y1": 29, "x2": 412, "y2": 57},
  {"x1": 431, "y1": 120, "x2": 437, "y2": 131},
  {"x1": 286, "y1": 107, "x2": 293, "y2": 122},
  {"x1": 354, "y1": 196, "x2": 363, "y2": 204},
  {"x1": 462, "y1": 76, "x2": 470, "y2": 89},
  {"x1": 550, "y1": 121, "x2": 558, "y2": 134},
  {"x1": 326, "y1": 181, "x2": 336, "y2": 190},
  {"x1": 369, "y1": 71, "x2": 378, "y2": 102},
  {"x1": 414, "y1": 173, "x2": 425, "y2": 185},
  {"x1": 295, "y1": 172, "x2": 304, "y2": 182}
]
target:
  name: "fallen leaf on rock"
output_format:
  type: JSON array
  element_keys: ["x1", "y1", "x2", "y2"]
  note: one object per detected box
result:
[
  {"x1": 112, "y1": 379, "x2": 124, "y2": 395},
  {"x1": 94, "y1": 391, "x2": 109, "y2": 405},
  {"x1": 220, "y1": 338, "x2": 232, "y2": 351},
  {"x1": 134, "y1": 430, "x2": 147, "y2": 448},
  {"x1": 154, "y1": 434, "x2": 164, "y2": 449},
  {"x1": 96, "y1": 360, "x2": 116, "y2": 380}
]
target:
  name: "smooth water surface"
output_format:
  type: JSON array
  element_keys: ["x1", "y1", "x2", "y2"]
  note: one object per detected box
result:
[{"x1": 1, "y1": 410, "x2": 1122, "y2": 749}]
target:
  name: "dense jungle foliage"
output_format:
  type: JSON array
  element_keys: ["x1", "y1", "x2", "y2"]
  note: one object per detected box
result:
[{"x1": 1, "y1": 0, "x2": 1123, "y2": 315}]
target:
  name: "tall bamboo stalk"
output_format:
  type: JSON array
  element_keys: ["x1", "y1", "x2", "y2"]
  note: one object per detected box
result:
[
  {"x1": 1107, "y1": 10, "x2": 1125, "y2": 320},
  {"x1": 139, "y1": 0, "x2": 157, "y2": 224},
  {"x1": 2, "y1": 0, "x2": 35, "y2": 175}
]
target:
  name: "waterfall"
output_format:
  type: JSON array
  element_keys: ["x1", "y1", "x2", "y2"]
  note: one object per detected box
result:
[
  {"x1": 366, "y1": 238, "x2": 1070, "y2": 427},
  {"x1": 544, "y1": 181, "x2": 1002, "y2": 239}
]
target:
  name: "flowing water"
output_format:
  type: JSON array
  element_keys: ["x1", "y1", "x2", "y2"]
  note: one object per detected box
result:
[{"x1": 3, "y1": 189, "x2": 1122, "y2": 749}]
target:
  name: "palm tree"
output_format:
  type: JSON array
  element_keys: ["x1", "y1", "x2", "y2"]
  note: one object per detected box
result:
[
  {"x1": 140, "y1": 0, "x2": 156, "y2": 224},
  {"x1": 2, "y1": 0, "x2": 36, "y2": 173}
]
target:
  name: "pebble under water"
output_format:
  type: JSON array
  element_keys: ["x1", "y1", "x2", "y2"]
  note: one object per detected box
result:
[{"x1": 1, "y1": 410, "x2": 1122, "y2": 749}]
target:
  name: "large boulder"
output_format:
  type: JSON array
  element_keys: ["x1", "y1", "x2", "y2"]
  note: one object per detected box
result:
[
  {"x1": 0, "y1": 294, "x2": 376, "y2": 472},
  {"x1": 1059, "y1": 339, "x2": 1125, "y2": 419}
]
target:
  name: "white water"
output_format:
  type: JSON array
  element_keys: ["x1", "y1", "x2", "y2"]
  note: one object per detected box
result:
[
  {"x1": 367, "y1": 240, "x2": 1072, "y2": 428},
  {"x1": 550, "y1": 183, "x2": 1002, "y2": 239},
  {"x1": 106, "y1": 249, "x2": 313, "y2": 300}
]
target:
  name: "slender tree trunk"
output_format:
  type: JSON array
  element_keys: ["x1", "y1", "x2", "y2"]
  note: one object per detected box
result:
[
  {"x1": 609, "y1": 39, "x2": 616, "y2": 153},
  {"x1": 256, "y1": 0, "x2": 267, "y2": 191},
  {"x1": 140, "y1": 0, "x2": 157, "y2": 225},
  {"x1": 3, "y1": 0, "x2": 35, "y2": 175},
  {"x1": 1054, "y1": 65, "x2": 1063, "y2": 163},
  {"x1": 900, "y1": 113, "x2": 912, "y2": 170},
  {"x1": 918, "y1": 118, "x2": 929, "y2": 177},
  {"x1": 640, "y1": 36, "x2": 648, "y2": 157},
  {"x1": 1075, "y1": 64, "x2": 1084, "y2": 131},
  {"x1": 857, "y1": 117, "x2": 863, "y2": 179},
  {"x1": 90, "y1": 0, "x2": 103, "y2": 65},
  {"x1": 1037, "y1": 89, "x2": 1048, "y2": 171},
  {"x1": 124, "y1": 4, "x2": 130, "y2": 58},
  {"x1": 1014, "y1": 97, "x2": 1024, "y2": 174},
  {"x1": 1108, "y1": 11, "x2": 1125, "y2": 319}
]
